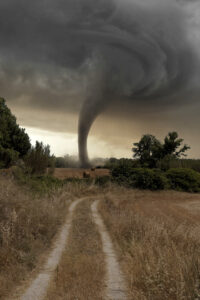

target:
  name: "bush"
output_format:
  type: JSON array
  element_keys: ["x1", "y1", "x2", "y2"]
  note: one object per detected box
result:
[
  {"x1": 130, "y1": 168, "x2": 168, "y2": 190},
  {"x1": 95, "y1": 176, "x2": 111, "y2": 186},
  {"x1": 166, "y1": 168, "x2": 200, "y2": 192},
  {"x1": 25, "y1": 141, "x2": 54, "y2": 175},
  {"x1": 111, "y1": 159, "x2": 136, "y2": 185},
  {"x1": 0, "y1": 146, "x2": 19, "y2": 168},
  {"x1": 112, "y1": 163, "x2": 168, "y2": 190},
  {"x1": 13, "y1": 167, "x2": 63, "y2": 195},
  {"x1": 111, "y1": 161, "x2": 200, "y2": 192}
]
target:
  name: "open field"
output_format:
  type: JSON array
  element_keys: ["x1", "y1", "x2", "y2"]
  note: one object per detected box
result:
[
  {"x1": 2, "y1": 176, "x2": 200, "y2": 300},
  {"x1": 0, "y1": 176, "x2": 96, "y2": 300},
  {"x1": 0, "y1": 175, "x2": 71, "y2": 300},
  {"x1": 99, "y1": 187, "x2": 200, "y2": 299},
  {"x1": 53, "y1": 168, "x2": 110, "y2": 179}
]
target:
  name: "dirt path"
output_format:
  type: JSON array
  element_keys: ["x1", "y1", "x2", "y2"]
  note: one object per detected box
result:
[
  {"x1": 45, "y1": 198, "x2": 105, "y2": 300},
  {"x1": 19, "y1": 198, "x2": 83, "y2": 300},
  {"x1": 91, "y1": 200, "x2": 127, "y2": 300}
]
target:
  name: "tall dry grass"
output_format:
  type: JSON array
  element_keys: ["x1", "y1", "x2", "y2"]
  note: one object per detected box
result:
[
  {"x1": 46, "y1": 199, "x2": 105, "y2": 300},
  {"x1": 99, "y1": 186, "x2": 200, "y2": 300},
  {"x1": 0, "y1": 175, "x2": 72, "y2": 299}
]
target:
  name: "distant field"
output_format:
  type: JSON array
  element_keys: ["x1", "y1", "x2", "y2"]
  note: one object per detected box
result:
[{"x1": 53, "y1": 168, "x2": 110, "y2": 179}]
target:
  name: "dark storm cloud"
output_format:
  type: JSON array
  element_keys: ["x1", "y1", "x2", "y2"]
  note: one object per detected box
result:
[{"x1": 0, "y1": 0, "x2": 199, "y2": 164}]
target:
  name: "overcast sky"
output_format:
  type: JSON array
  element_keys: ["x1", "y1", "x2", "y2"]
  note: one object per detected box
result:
[{"x1": 0, "y1": 0, "x2": 200, "y2": 159}]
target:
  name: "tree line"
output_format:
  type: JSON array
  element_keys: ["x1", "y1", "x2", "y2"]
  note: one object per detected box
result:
[
  {"x1": 0, "y1": 98, "x2": 54, "y2": 174},
  {"x1": 132, "y1": 132, "x2": 190, "y2": 169}
]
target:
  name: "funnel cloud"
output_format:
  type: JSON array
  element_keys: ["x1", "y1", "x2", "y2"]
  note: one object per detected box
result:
[{"x1": 0, "y1": 0, "x2": 199, "y2": 165}]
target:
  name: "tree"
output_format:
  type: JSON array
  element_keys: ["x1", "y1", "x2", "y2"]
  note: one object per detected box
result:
[
  {"x1": 132, "y1": 132, "x2": 190, "y2": 168},
  {"x1": 25, "y1": 141, "x2": 55, "y2": 175},
  {"x1": 162, "y1": 132, "x2": 190, "y2": 158},
  {"x1": 132, "y1": 135, "x2": 162, "y2": 168},
  {"x1": 0, "y1": 98, "x2": 31, "y2": 167}
]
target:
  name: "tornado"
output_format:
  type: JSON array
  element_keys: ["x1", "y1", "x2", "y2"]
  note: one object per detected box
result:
[
  {"x1": 78, "y1": 93, "x2": 108, "y2": 167},
  {"x1": 0, "y1": 0, "x2": 198, "y2": 166},
  {"x1": 78, "y1": 98, "x2": 96, "y2": 167}
]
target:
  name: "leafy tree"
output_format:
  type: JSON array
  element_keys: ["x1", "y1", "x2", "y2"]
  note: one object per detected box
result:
[
  {"x1": 132, "y1": 135, "x2": 162, "y2": 168},
  {"x1": 0, "y1": 98, "x2": 31, "y2": 167},
  {"x1": 25, "y1": 141, "x2": 55, "y2": 175},
  {"x1": 133, "y1": 132, "x2": 190, "y2": 168},
  {"x1": 163, "y1": 132, "x2": 190, "y2": 158}
]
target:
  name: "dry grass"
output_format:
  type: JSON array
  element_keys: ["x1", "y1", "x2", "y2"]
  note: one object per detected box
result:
[
  {"x1": 46, "y1": 199, "x2": 105, "y2": 300},
  {"x1": 0, "y1": 175, "x2": 72, "y2": 299},
  {"x1": 99, "y1": 186, "x2": 200, "y2": 300},
  {"x1": 53, "y1": 168, "x2": 110, "y2": 179}
]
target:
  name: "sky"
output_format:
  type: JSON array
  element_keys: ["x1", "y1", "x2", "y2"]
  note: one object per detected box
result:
[{"x1": 0, "y1": 0, "x2": 200, "y2": 160}]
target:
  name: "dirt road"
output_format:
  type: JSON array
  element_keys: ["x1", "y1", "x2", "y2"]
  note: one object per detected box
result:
[
  {"x1": 91, "y1": 200, "x2": 127, "y2": 300},
  {"x1": 11, "y1": 197, "x2": 127, "y2": 300},
  {"x1": 20, "y1": 198, "x2": 84, "y2": 300},
  {"x1": 8, "y1": 189, "x2": 200, "y2": 300}
]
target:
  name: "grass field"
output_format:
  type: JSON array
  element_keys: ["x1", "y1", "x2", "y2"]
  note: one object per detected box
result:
[
  {"x1": 0, "y1": 175, "x2": 93, "y2": 300},
  {"x1": 1, "y1": 174, "x2": 200, "y2": 300},
  {"x1": 99, "y1": 187, "x2": 200, "y2": 299}
]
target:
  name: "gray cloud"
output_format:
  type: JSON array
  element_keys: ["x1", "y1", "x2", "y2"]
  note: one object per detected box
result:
[{"x1": 0, "y1": 0, "x2": 199, "y2": 164}]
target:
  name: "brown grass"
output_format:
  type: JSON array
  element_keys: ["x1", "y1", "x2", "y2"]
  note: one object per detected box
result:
[
  {"x1": 99, "y1": 186, "x2": 200, "y2": 300},
  {"x1": 0, "y1": 175, "x2": 71, "y2": 299},
  {"x1": 46, "y1": 198, "x2": 105, "y2": 300},
  {"x1": 53, "y1": 168, "x2": 110, "y2": 179}
]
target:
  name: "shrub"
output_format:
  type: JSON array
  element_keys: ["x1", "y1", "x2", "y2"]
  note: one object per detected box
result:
[
  {"x1": 25, "y1": 141, "x2": 54, "y2": 175},
  {"x1": 112, "y1": 162, "x2": 168, "y2": 190},
  {"x1": 95, "y1": 176, "x2": 111, "y2": 186},
  {"x1": 111, "y1": 159, "x2": 135, "y2": 185},
  {"x1": 0, "y1": 146, "x2": 19, "y2": 168},
  {"x1": 166, "y1": 168, "x2": 200, "y2": 192},
  {"x1": 13, "y1": 167, "x2": 63, "y2": 195},
  {"x1": 130, "y1": 168, "x2": 168, "y2": 190}
]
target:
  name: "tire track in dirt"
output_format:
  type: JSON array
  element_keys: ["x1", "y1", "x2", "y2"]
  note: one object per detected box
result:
[
  {"x1": 91, "y1": 200, "x2": 127, "y2": 300},
  {"x1": 45, "y1": 198, "x2": 105, "y2": 300},
  {"x1": 19, "y1": 198, "x2": 84, "y2": 300}
]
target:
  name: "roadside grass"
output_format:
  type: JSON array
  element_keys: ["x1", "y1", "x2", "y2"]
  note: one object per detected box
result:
[
  {"x1": 12, "y1": 167, "x2": 64, "y2": 195},
  {"x1": 46, "y1": 199, "x2": 105, "y2": 300},
  {"x1": 99, "y1": 186, "x2": 200, "y2": 300},
  {"x1": 0, "y1": 175, "x2": 71, "y2": 300}
]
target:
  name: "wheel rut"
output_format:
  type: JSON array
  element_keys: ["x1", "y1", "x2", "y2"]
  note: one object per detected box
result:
[
  {"x1": 19, "y1": 198, "x2": 83, "y2": 300},
  {"x1": 12, "y1": 197, "x2": 127, "y2": 300},
  {"x1": 91, "y1": 200, "x2": 127, "y2": 300}
]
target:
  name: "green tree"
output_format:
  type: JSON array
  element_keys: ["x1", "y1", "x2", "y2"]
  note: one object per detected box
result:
[
  {"x1": 132, "y1": 134, "x2": 162, "y2": 168},
  {"x1": 132, "y1": 132, "x2": 190, "y2": 168},
  {"x1": 25, "y1": 141, "x2": 55, "y2": 175},
  {"x1": 0, "y1": 98, "x2": 31, "y2": 167},
  {"x1": 162, "y1": 132, "x2": 190, "y2": 158}
]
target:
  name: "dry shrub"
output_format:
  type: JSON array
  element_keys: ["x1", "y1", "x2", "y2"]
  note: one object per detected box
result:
[
  {"x1": 99, "y1": 186, "x2": 200, "y2": 300},
  {"x1": 46, "y1": 199, "x2": 105, "y2": 300},
  {"x1": 0, "y1": 175, "x2": 70, "y2": 299}
]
